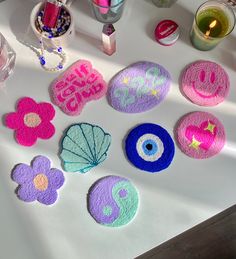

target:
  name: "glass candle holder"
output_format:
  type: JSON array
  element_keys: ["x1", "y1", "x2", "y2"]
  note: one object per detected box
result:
[
  {"x1": 89, "y1": 0, "x2": 125, "y2": 23},
  {"x1": 190, "y1": 0, "x2": 236, "y2": 51},
  {"x1": 0, "y1": 32, "x2": 16, "y2": 83},
  {"x1": 152, "y1": 0, "x2": 178, "y2": 8}
]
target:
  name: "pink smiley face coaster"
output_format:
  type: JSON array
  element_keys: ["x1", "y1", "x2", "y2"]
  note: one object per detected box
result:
[
  {"x1": 181, "y1": 60, "x2": 230, "y2": 106},
  {"x1": 51, "y1": 60, "x2": 107, "y2": 116},
  {"x1": 176, "y1": 111, "x2": 226, "y2": 159}
]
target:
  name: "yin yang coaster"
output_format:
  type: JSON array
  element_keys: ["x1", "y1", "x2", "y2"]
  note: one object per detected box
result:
[
  {"x1": 108, "y1": 61, "x2": 171, "y2": 113},
  {"x1": 125, "y1": 123, "x2": 175, "y2": 173},
  {"x1": 60, "y1": 123, "x2": 111, "y2": 173},
  {"x1": 88, "y1": 175, "x2": 139, "y2": 227},
  {"x1": 181, "y1": 60, "x2": 230, "y2": 106},
  {"x1": 176, "y1": 112, "x2": 226, "y2": 159}
]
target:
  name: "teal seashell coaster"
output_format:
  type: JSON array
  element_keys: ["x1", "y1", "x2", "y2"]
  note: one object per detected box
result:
[{"x1": 60, "y1": 123, "x2": 111, "y2": 173}]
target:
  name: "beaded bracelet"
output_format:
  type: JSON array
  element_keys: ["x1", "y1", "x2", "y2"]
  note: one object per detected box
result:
[
  {"x1": 34, "y1": 7, "x2": 71, "y2": 72},
  {"x1": 39, "y1": 33, "x2": 67, "y2": 72}
]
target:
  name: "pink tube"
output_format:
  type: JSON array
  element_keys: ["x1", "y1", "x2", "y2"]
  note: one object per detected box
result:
[{"x1": 93, "y1": 0, "x2": 110, "y2": 14}]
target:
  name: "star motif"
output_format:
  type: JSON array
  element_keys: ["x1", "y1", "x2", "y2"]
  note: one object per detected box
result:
[
  {"x1": 123, "y1": 77, "x2": 130, "y2": 85},
  {"x1": 204, "y1": 121, "x2": 216, "y2": 134},
  {"x1": 189, "y1": 136, "x2": 202, "y2": 150},
  {"x1": 151, "y1": 89, "x2": 160, "y2": 96}
]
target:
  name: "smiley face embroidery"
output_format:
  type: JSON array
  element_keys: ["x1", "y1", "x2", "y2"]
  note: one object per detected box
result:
[{"x1": 181, "y1": 61, "x2": 230, "y2": 106}]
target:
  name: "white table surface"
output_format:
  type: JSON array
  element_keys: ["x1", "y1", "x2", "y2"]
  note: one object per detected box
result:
[{"x1": 0, "y1": 0, "x2": 236, "y2": 258}]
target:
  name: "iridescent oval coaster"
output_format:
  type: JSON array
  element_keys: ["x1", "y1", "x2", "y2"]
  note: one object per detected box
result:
[
  {"x1": 181, "y1": 60, "x2": 230, "y2": 106},
  {"x1": 125, "y1": 123, "x2": 175, "y2": 173},
  {"x1": 108, "y1": 61, "x2": 171, "y2": 113},
  {"x1": 88, "y1": 176, "x2": 139, "y2": 227},
  {"x1": 176, "y1": 111, "x2": 226, "y2": 159}
]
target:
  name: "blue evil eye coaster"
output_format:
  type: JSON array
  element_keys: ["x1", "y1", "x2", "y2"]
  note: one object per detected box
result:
[{"x1": 125, "y1": 123, "x2": 175, "y2": 173}]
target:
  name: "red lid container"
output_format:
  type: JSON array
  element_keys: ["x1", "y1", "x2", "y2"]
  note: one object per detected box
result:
[{"x1": 154, "y1": 20, "x2": 180, "y2": 46}]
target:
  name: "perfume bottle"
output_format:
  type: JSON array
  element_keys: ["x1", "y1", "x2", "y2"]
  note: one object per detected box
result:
[
  {"x1": 43, "y1": 0, "x2": 62, "y2": 28},
  {"x1": 102, "y1": 24, "x2": 116, "y2": 56}
]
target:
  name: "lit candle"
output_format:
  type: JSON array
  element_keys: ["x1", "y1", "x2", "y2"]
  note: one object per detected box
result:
[
  {"x1": 190, "y1": 0, "x2": 235, "y2": 51},
  {"x1": 205, "y1": 19, "x2": 217, "y2": 37}
]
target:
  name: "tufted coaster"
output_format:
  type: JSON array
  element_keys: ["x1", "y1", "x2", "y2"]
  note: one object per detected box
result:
[
  {"x1": 108, "y1": 61, "x2": 171, "y2": 113},
  {"x1": 181, "y1": 60, "x2": 230, "y2": 106},
  {"x1": 51, "y1": 60, "x2": 107, "y2": 116},
  {"x1": 125, "y1": 123, "x2": 175, "y2": 173},
  {"x1": 12, "y1": 156, "x2": 65, "y2": 205},
  {"x1": 5, "y1": 97, "x2": 55, "y2": 146},
  {"x1": 60, "y1": 123, "x2": 111, "y2": 173},
  {"x1": 88, "y1": 175, "x2": 139, "y2": 227},
  {"x1": 176, "y1": 111, "x2": 226, "y2": 159}
]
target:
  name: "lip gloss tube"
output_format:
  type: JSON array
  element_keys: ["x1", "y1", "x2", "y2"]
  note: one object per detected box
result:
[
  {"x1": 43, "y1": 0, "x2": 62, "y2": 29},
  {"x1": 102, "y1": 24, "x2": 116, "y2": 56},
  {"x1": 94, "y1": 0, "x2": 110, "y2": 14}
]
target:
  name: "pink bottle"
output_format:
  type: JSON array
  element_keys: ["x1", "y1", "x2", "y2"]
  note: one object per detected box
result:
[{"x1": 94, "y1": 0, "x2": 110, "y2": 14}]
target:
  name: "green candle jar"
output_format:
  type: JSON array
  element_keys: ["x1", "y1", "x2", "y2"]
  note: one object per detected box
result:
[{"x1": 190, "y1": 0, "x2": 235, "y2": 51}]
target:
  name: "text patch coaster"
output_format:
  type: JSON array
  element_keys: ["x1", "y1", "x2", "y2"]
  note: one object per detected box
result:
[
  {"x1": 51, "y1": 60, "x2": 107, "y2": 116},
  {"x1": 108, "y1": 61, "x2": 171, "y2": 113},
  {"x1": 88, "y1": 175, "x2": 139, "y2": 227},
  {"x1": 176, "y1": 111, "x2": 226, "y2": 159},
  {"x1": 125, "y1": 123, "x2": 175, "y2": 173},
  {"x1": 60, "y1": 123, "x2": 111, "y2": 173},
  {"x1": 12, "y1": 156, "x2": 65, "y2": 205},
  {"x1": 5, "y1": 97, "x2": 55, "y2": 146},
  {"x1": 181, "y1": 60, "x2": 230, "y2": 106}
]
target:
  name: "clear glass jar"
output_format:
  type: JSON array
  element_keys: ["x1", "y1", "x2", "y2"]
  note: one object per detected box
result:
[
  {"x1": 89, "y1": 0, "x2": 126, "y2": 23},
  {"x1": 0, "y1": 32, "x2": 16, "y2": 83}
]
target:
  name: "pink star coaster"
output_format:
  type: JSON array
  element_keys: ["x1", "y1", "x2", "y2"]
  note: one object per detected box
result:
[
  {"x1": 5, "y1": 97, "x2": 55, "y2": 146},
  {"x1": 181, "y1": 60, "x2": 230, "y2": 106},
  {"x1": 51, "y1": 60, "x2": 107, "y2": 116},
  {"x1": 175, "y1": 111, "x2": 226, "y2": 159}
]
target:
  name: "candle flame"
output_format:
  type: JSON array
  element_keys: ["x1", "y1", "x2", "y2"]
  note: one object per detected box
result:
[
  {"x1": 209, "y1": 20, "x2": 217, "y2": 29},
  {"x1": 205, "y1": 20, "x2": 217, "y2": 37}
]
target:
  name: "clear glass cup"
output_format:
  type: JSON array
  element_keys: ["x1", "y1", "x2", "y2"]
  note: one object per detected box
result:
[
  {"x1": 89, "y1": 0, "x2": 125, "y2": 23},
  {"x1": 0, "y1": 32, "x2": 16, "y2": 83},
  {"x1": 152, "y1": 0, "x2": 178, "y2": 8}
]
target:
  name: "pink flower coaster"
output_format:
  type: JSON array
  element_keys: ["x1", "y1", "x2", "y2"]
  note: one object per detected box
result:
[
  {"x1": 5, "y1": 97, "x2": 55, "y2": 146},
  {"x1": 176, "y1": 111, "x2": 226, "y2": 159},
  {"x1": 12, "y1": 156, "x2": 65, "y2": 205},
  {"x1": 51, "y1": 60, "x2": 107, "y2": 116},
  {"x1": 181, "y1": 60, "x2": 230, "y2": 106}
]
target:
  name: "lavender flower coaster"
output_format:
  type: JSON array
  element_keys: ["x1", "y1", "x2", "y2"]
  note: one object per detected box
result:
[
  {"x1": 12, "y1": 156, "x2": 65, "y2": 205},
  {"x1": 108, "y1": 61, "x2": 171, "y2": 113}
]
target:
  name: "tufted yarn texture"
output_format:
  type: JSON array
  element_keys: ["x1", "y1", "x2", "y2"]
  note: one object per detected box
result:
[
  {"x1": 176, "y1": 111, "x2": 226, "y2": 159},
  {"x1": 181, "y1": 60, "x2": 230, "y2": 106},
  {"x1": 125, "y1": 123, "x2": 175, "y2": 173},
  {"x1": 88, "y1": 175, "x2": 139, "y2": 227}
]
